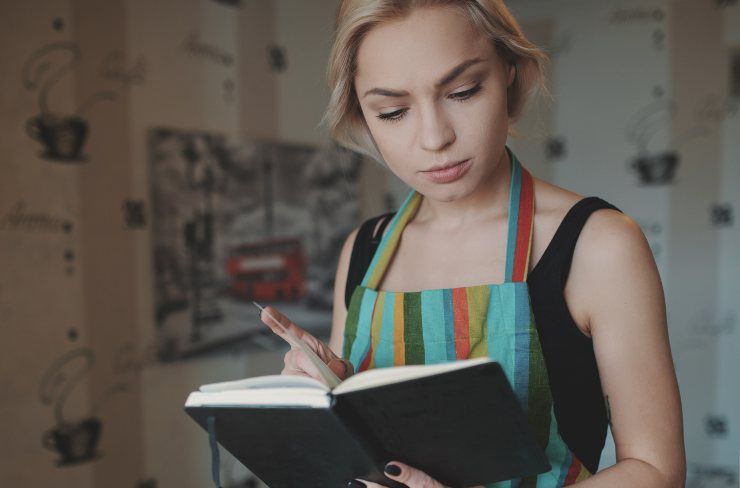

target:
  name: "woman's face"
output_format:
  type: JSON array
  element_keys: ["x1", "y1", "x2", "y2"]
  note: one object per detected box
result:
[{"x1": 354, "y1": 6, "x2": 515, "y2": 201}]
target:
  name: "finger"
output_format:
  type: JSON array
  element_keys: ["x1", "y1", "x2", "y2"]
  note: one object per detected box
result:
[
  {"x1": 259, "y1": 306, "x2": 342, "y2": 367},
  {"x1": 327, "y1": 357, "x2": 353, "y2": 379},
  {"x1": 259, "y1": 306, "x2": 316, "y2": 344},
  {"x1": 286, "y1": 346, "x2": 353, "y2": 385},
  {"x1": 382, "y1": 461, "x2": 448, "y2": 488},
  {"x1": 280, "y1": 361, "x2": 313, "y2": 378},
  {"x1": 290, "y1": 346, "x2": 329, "y2": 380},
  {"x1": 284, "y1": 348, "x2": 315, "y2": 374},
  {"x1": 280, "y1": 347, "x2": 321, "y2": 381},
  {"x1": 283, "y1": 340, "x2": 347, "y2": 384},
  {"x1": 283, "y1": 348, "x2": 314, "y2": 373}
]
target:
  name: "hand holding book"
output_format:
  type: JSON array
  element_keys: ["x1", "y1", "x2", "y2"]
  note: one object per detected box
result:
[
  {"x1": 185, "y1": 356, "x2": 551, "y2": 487},
  {"x1": 350, "y1": 460, "x2": 486, "y2": 488},
  {"x1": 251, "y1": 305, "x2": 495, "y2": 487},
  {"x1": 255, "y1": 303, "x2": 355, "y2": 386}
]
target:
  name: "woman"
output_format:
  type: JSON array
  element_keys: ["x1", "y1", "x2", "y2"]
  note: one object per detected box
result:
[{"x1": 258, "y1": 1, "x2": 686, "y2": 486}]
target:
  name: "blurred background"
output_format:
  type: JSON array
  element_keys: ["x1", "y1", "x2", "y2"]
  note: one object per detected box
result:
[{"x1": 1, "y1": 0, "x2": 738, "y2": 486}]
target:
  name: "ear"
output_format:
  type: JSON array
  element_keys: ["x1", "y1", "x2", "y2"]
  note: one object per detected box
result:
[{"x1": 507, "y1": 63, "x2": 516, "y2": 88}]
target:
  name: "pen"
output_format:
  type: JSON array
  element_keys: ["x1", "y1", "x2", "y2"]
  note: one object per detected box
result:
[{"x1": 252, "y1": 301, "x2": 342, "y2": 388}]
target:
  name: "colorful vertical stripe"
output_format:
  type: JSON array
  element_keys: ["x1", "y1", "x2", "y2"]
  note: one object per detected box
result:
[
  {"x1": 343, "y1": 146, "x2": 592, "y2": 486},
  {"x1": 361, "y1": 190, "x2": 423, "y2": 290},
  {"x1": 392, "y1": 294, "x2": 405, "y2": 366},
  {"x1": 513, "y1": 169, "x2": 535, "y2": 282},
  {"x1": 504, "y1": 156, "x2": 523, "y2": 283},
  {"x1": 421, "y1": 289, "x2": 448, "y2": 364},
  {"x1": 452, "y1": 287, "x2": 470, "y2": 359},
  {"x1": 403, "y1": 292, "x2": 424, "y2": 365}
]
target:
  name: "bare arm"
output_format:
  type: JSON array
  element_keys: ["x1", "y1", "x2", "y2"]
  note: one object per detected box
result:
[{"x1": 570, "y1": 210, "x2": 685, "y2": 487}]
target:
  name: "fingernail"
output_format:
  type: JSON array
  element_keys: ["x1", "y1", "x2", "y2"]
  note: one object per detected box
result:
[
  {"x1": 384, "y1": 463, "x2": 401, "y2": 476},
  {"x1": 347, "y1": 480, "x2": 366, "y2": 487}
]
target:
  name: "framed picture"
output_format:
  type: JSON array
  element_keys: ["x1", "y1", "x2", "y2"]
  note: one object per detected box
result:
[{"x1": 148, "y1": 128, "x2": 361, "y2": 360}]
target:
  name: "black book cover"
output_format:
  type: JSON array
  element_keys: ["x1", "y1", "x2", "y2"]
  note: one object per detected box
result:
[
  {"x1": 186, "y1": 405, "x2": 402, "y2": 487},
  {"x1": 185, "y1": 361, "x2": 550, "y2": 487}
]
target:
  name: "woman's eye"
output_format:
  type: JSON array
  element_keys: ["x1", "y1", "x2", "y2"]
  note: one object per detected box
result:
[
  {"x1": 376, "y1": 108, "x2": 407, "y2": 123},
  {"x1": 450, "y1": 83, "x2": 483, "y2": 101},
  {"x1": 375, "y1": 83, "x2": 483, "y2": 124}
]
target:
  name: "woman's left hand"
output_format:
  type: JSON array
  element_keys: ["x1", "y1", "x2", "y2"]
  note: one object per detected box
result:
[{"x1": 350, "y1": 461, "x2": 485, "y2": 488}]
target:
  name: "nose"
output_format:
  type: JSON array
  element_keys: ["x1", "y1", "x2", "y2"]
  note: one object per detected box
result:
[{"x1": 418, "y1": 104, "x2": 455, "y2": 153}]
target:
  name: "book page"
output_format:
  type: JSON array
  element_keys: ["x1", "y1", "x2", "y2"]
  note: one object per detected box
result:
[
  {"x1": 199, "y1": 374, "x2": 329, "y2": 393},
  {"x1": 185, "y1": 388, "x2": 331, "y2": 408},
  {"x1": 332, "y1": 357, "x2": 492, "y2": 395}
]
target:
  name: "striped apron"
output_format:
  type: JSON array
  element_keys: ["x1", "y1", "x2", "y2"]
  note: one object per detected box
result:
[{"x1": 342, "y1": 146, "x2": 593, "y2": 487}]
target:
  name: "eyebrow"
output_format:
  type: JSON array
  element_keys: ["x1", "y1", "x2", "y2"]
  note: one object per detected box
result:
[{"x1": 361, "y1": 57, "x2": 485, "y2": 99}]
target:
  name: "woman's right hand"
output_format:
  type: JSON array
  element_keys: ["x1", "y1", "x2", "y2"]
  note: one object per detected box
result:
[{"x1": 258, "y1": 305, "x2": 355, "y2": 384}]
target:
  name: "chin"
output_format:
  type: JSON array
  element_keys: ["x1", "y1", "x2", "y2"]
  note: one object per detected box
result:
[{"x1": 422, "y1": 182, "x2": 473, "y2": 202}]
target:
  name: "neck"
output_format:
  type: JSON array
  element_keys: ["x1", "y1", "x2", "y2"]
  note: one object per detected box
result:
[{"x1": 414, "y1": 147, "x2": 513, "y2": 230}]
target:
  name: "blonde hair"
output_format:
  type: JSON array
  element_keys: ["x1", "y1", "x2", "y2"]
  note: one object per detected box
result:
[{"x1": 318, "y1": 0, "x2": 551, "y2": 165}]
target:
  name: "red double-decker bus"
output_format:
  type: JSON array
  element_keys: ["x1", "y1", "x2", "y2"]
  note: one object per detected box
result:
[{"x1": 225, "y1": 237, "x2": 306, "y2": 302}]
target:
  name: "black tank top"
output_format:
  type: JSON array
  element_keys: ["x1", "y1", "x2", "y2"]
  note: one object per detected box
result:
[{"x1": 344, "y1": 196, "x2": 622, "y2": 475}]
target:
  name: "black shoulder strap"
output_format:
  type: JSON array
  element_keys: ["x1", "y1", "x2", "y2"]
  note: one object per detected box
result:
[
  {"x1": 530, "y1": 197, "x2": 623, "y2": 287},
  {"x1": 345, "y1": 211, "x2": 396, "y2": 309}
]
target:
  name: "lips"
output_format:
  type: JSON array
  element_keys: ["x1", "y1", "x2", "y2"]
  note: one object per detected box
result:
[
  {"x1": 421, "y1": 158, "x2": 472, "y2": 184},
  {"x1": 424, "y1": 159, "x2": 469, "y2": 172}
]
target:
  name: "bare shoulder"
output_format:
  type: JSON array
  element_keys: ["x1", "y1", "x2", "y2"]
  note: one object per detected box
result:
[
  {"x1": 552, "y1": 180, "x2": 654, "y2": 337},
  {"x1": 565, "y1": 179, "x2": 645, "y2": 260},
  {"x1": 532, "y1": 174, "x2": 635, "y2": 250},
  {"x1": 529, "y1": 177, "x2": 584, "y2": 269},
  {"x1": 531, "y1": 176, "x2": 645, "y2": 337},
  {"x1": 531, "y1": 176, "x2": 584, "y2": 227},
  {"x1": 573, "y1": 198, "x2": 651, "y2": 304}
]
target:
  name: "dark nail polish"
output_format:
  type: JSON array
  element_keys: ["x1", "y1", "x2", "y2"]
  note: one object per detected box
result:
[
  {"x1": 384, "y1": 463, "x2": 401, "y2": 476},
  {"x1": 347, "y1": 480, "x2": 366, "y2": 487}
]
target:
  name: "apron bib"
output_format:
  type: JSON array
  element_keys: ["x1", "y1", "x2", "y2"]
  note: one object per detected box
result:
[{"x1": 342, "y1": 146, "x2": 593, "y2": 487}]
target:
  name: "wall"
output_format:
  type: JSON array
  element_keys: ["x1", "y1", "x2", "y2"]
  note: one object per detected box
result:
[
  {"x1": 510, "y1": 0, "x2": 740, "y2": 482},
  {"x1": 2, "y1": 1, "x2": 101, "y2": 486},
  {"x1": 127, "y1": 1, "x2": 279, "y2": 486},
  {"x1": 2, "y1": 0, "x2": 738, "y2": 486},
  {"x1": 0, "y1": 0, "x2": 341, "y2": 487}
]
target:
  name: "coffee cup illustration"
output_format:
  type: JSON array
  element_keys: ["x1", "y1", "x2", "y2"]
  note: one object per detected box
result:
[
  {"x1": 630, "y1": 150, "x2": 679, "y2": 185},
  {"x1": 42, "y1": 416, "x2": 101, "y2": 465},
  {"x1": 26, "y1": 113, "x2": 88, "y2": 162},
  {"x1": 625, "y1": 99, "x2": 711, "y2": 186},
  {"x1": 39, "y1": 347, "x2": 132, "y2": 467},
  {"x1": 22, "y1": 41, "x2": 117, "y2": 164}
]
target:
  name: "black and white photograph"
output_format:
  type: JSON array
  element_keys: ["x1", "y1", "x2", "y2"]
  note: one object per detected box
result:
[{"x1": 149, "y1": 128, "x2": 362, "y2": 359}]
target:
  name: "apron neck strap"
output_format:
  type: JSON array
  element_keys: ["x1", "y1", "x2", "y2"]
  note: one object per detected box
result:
[
  {"x1": 504, "y1": 147, "x2": 535, "y2": 283},
  {"x1": 361, "y1": 189, "x2": 422, "y2": 289}
]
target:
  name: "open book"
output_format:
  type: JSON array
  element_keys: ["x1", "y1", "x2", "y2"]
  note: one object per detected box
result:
[{"x1": 185, "y1": 357, "x2": 550, "y2": 488}]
